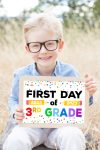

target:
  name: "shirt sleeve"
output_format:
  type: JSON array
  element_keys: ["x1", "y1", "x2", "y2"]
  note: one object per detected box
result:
[
  {"x1": 68, "y1": 69, "x2": 80, "y2": 77},
  {"x1": 8, "y1": 71, "x2": 19, "y2": 115}
]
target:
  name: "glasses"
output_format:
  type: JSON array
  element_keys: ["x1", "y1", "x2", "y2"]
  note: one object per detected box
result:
[{"x1": 27, "y1": 40, "x2": 59, "y2": 53}]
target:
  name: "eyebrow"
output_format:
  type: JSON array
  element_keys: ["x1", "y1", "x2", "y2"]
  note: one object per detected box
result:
[{"x1": 27, "y1": 40, "x2": 59, "y2": 44}]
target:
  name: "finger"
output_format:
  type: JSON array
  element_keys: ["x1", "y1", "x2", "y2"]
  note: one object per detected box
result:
[
  {"x1": 15, "y1": 116, "x2": 24, "y2": 121},
  {"x1": 86, "y1": 83, "x2": 96, "y2": 90},
  {"x1": 86, "y1": 87, "x2": 97, "y2": 92},
  {"x1": 85, "y1": 77, "x2": 93, "y2": 83},
  {"x1": 15, "y1": 111, "x2": 24, "y2": 117},
  {"x1": 15, "y1": 114, "x2": 25, "y2": 121},
  {"x1": 86, "y1": 87, "x2": 97, "y2": 94},
  {"x1": 86, "y1": 86, "x2": 96, "y2": 92},
  {"x1": 85, "y1": 81, "x2": 96, "y2": 87},
  {"x1": 16, "y1": 107, "x2": 23, "y2": 112}
]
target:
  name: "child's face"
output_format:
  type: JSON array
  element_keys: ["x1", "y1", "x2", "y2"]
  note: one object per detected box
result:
[{"x1": 25, "y1": 29, "x2": 64, "y2": 69}]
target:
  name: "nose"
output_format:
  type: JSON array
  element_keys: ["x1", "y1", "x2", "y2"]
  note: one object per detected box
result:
[{"x1": 40, "y1": 45, "x2": 47, "y2": 54}]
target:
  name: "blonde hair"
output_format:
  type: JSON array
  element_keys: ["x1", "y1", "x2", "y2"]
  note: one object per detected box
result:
[{"x1": 24, "y1": 13, "x2": 63, "y2": 42}]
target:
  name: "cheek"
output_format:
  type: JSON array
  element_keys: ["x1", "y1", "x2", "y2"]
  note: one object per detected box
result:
[
  {"x1": 31, "y1": 54, "x2": 38, "y2": 60},
  {"x1": 52, "y1": 50, "x2": 60, "y2": 58},
  {"x1": 54, "y1": 53, "x2": 58, "y2": 58}
]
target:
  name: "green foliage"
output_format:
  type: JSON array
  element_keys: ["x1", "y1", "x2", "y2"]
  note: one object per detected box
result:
[
  {"x1": 68, "y1": 0, "x2": 79, "y2": 9},
  {"x1": 93, "y1": 0, "x2": 100, "y2": 19},
  {"x1": 1, "y1": 0, "x2": 100, "y2": 30},
  {"x1": 26, "y1": 0, "x2": 98, "y2": 30}
]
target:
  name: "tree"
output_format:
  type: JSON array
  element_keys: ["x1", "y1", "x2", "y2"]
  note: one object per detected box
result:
[
  {"x1": 0, "y1": 0, "x2": 3, "y2": 8},
  {"x1": 93, "y1": 0, "x2": 100, "y2": 19},
  {"x1": 21, "y1": 0, "x2": 96, "y2": 29}
]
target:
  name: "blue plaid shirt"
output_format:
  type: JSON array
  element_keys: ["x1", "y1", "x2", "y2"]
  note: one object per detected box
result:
[{"x1": 8, "y1": 60, "x2": 79, "y2": 114}]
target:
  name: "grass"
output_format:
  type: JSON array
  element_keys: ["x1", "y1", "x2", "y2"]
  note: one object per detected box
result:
[{"x1": 0, "y1": 20, "x2": 100, "y2": 149}]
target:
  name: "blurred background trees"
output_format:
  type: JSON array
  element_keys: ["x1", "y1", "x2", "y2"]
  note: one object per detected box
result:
[
  {"x1": 0, "y1": 0, "x2": 100, "y2": 30},
  {"x1": 0, "y1": 0, "x2": 99, "y2": 59},
  {"x1": 0, "y1": 0, "x2": 99, "y2": 47},
  {"x1": 20, "y1": 0, "x2": 100, "y2": 29}
]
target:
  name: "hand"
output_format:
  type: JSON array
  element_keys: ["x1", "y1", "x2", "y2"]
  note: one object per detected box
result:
[
  {"x1": 85, "y1": 74, "x2": 97, "y2": 96},
  {"x1": 15, "y1": 106, "x2": 24, "y2": 123}
]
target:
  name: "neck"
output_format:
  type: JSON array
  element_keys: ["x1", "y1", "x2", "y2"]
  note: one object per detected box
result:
[{"x1": 35, "y1": 62, "x2": 56, "y2": 76}]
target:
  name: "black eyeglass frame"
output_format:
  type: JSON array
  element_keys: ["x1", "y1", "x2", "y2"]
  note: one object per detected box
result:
[{"x1": 27, "y1": 39, "x2": 60, "y2": 53}]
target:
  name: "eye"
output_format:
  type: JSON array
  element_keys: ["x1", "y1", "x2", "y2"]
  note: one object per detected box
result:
[
  {"x1": 46, "y1": 41, "x2": 55, "y2": 46},
  {"x1": 48, "y1": 42, "x2": 54, "y2": 45},
  {"x1": 30, "y1": 43, "x2": 40, "y2": 48}
]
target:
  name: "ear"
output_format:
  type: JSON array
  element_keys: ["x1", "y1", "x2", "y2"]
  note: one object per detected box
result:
[
  {"x1": 25, "y1": 45, "x2": 30, "y2": 53},
  {"x1": 58, "y1": 40, "x2": 64, "y2": 52}
]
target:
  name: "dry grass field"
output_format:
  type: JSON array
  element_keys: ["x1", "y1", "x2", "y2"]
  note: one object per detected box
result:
[{"x1": 0, "y1": 21, "x2": 100, "y2": 149}]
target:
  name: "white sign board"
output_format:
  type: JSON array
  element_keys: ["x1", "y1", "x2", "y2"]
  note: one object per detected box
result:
[{"x1": 19, "y1": 76, "x2": 86, "y2": 128}]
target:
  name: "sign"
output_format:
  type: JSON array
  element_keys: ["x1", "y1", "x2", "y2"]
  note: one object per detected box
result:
[{"x1": 19, "y1": 76, "x2": 86, "y2": 128}]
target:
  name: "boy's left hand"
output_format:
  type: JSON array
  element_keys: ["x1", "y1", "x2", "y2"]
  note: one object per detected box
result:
[{"x1": 85, "y1": 74, "x2": 97, "y2": 96}]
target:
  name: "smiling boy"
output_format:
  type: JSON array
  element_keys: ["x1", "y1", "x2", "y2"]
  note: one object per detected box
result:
[{"x1": 3, "y1": 13, "x2": 96, "y2": 150}]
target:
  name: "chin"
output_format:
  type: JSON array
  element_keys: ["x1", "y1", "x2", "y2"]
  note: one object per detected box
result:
[
  {"x1": 38, "y1": 60, "x2": 55, "y2": 67},
  {"x1": 39, "y1": 62, "x2": 53, "y2": 67},
  {"x1": 37, "y1": 57, "x2": 57, "y2": 67}
]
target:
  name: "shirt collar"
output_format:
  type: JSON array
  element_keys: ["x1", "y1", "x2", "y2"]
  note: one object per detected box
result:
[{"x1": 31, "y1": 61, "x2": 60, "y2": 76}]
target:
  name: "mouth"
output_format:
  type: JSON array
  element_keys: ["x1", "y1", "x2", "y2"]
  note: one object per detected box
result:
[{"x1": 39, "y1": 56, "x2": 52, "y2": 61}]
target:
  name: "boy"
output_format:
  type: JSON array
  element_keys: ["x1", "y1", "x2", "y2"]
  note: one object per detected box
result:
[{"x1": 3, "y1": 13, "x2": 96, "y2": 150}]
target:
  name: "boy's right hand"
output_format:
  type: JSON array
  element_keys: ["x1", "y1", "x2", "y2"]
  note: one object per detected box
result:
[{"x1": 15, "y1": 106, "x2": 24, "y2": 123}]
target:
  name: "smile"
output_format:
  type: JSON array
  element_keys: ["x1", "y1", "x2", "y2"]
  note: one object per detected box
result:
[{"x1": 39, "y1": 56, "x2": 52, "y2": 60}]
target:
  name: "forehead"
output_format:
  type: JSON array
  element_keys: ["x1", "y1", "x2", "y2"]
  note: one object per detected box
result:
[{"x1": 25, "y1": 28, "x2": 58, "y2": 43}]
